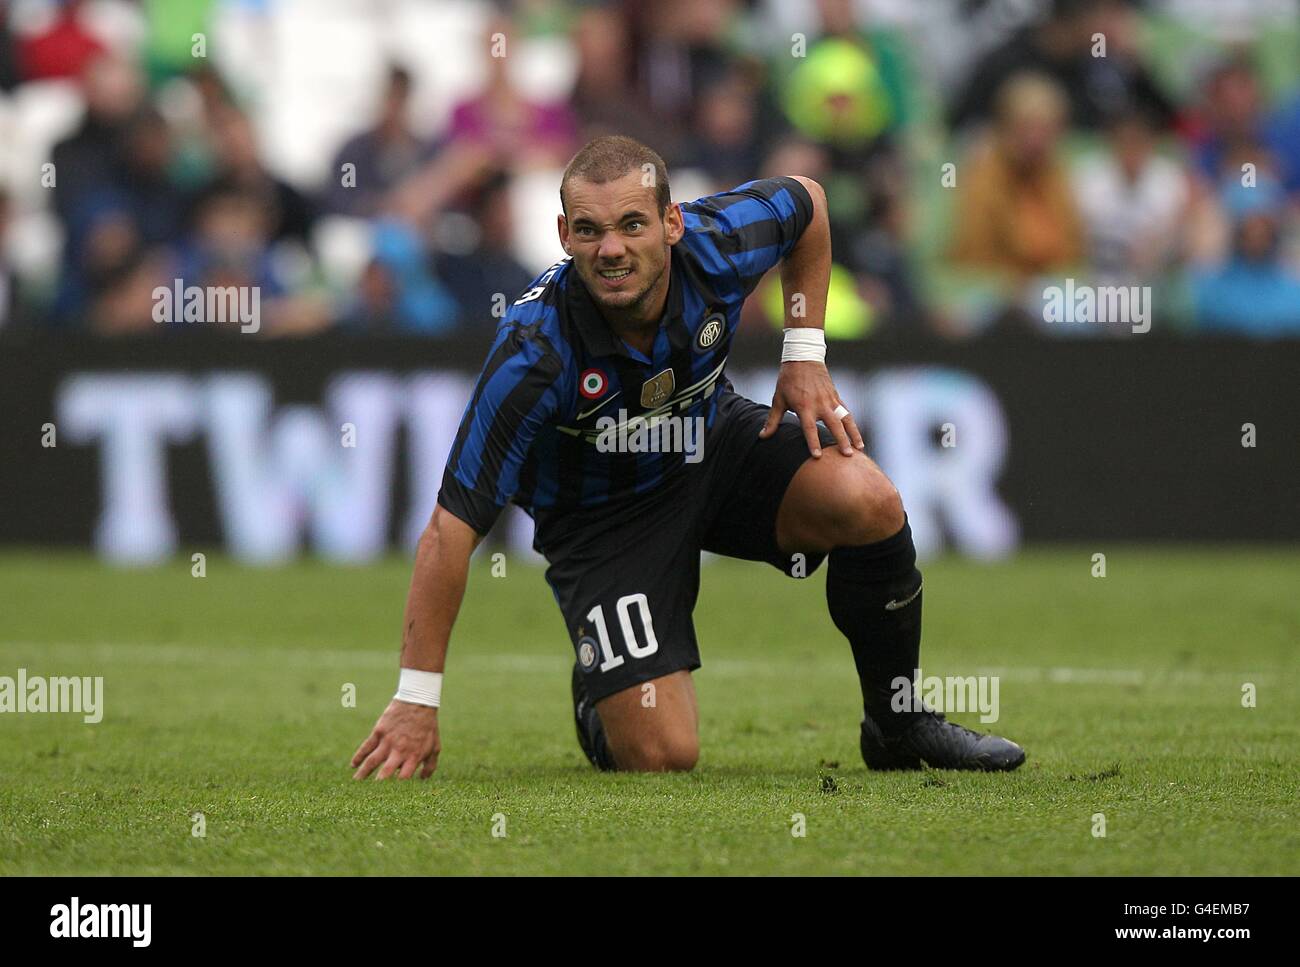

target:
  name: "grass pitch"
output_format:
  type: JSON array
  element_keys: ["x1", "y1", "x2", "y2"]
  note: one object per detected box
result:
[{"x1": 0, "y1": 547, "x2": 1295, "y2": 876}]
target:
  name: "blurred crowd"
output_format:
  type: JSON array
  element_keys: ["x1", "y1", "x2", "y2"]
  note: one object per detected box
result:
[{"x1": 0, "y1": 0, "x2": 1297, "y2": 338}]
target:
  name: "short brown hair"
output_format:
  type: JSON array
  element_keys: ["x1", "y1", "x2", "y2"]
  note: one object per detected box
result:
[{"x1": 560, "y1": 135, "x2": 671, "y2": 215}]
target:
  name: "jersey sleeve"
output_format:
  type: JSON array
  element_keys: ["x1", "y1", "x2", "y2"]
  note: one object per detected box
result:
[
  {"x1": 437, "y1": 326, "x2": 566, "y2": 535},
  {"x1": 678, "y1": 176, "x2": 816, "y2": 302}
]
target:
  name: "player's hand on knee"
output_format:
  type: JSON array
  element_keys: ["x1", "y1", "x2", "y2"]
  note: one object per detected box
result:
[
  {"x1": 759, "y1": 383, "x2": 792, "y2": 442},
  {"x1": 762, "y1": 360, "x2": 862, "y2": 457},
  {"x1": 351, "y1": 699, "x2": 441, "y2": 780}
]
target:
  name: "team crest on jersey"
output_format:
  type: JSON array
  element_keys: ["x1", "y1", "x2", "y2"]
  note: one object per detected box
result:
[
  {"x1": 640, "y1": 368, "x2": 676, "y2": 408},
  {"x1": 577, "y1": 633, "x2": 598, "y2": 670},
  {"x1": 695, "y1": 312, "x2": 725, "y2": 352},
  {"x1": 579, "y1": 369, "x2": 608, "y2": 400}
]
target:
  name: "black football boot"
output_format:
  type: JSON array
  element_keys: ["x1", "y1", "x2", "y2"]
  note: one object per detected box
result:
[{"x1": 860, "y1": 709, "x2": 1025, "y2": 772}]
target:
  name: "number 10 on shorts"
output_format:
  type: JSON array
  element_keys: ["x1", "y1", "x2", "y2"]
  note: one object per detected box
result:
[{"x1": 582, "y1": 593, "x2": 659, "y2": 672}]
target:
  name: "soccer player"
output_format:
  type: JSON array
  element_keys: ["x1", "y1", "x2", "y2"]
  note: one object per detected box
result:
[{"x1": 351, "y1": 136, "x2": 1025, "y2": 778}]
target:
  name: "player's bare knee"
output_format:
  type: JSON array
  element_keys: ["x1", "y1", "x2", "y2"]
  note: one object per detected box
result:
[
  {"x1": 614, "y1": 733, "x2": 698, "y2": 772},
  {"x1": 874, "y1": 482, "x2": 906, "y2": 536},
  {"x1": 648, "y1": 735, "x2": 698, "y2": 772},
  {"x1": 840, "y1": 472, "x2": 905, "y2": 545}
]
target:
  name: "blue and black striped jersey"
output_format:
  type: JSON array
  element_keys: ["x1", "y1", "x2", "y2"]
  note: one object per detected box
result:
[{"x1": 437, "y1": 176, "x2": 815, "y2": 540}]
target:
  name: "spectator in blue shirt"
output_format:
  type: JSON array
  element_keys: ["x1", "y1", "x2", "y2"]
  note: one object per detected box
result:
[{"x1": 1191, "y1": 179, "x2": 1300, "y2": 336}]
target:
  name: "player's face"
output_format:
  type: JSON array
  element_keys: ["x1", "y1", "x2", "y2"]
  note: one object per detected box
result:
[{"x1": 559, "y1": 171, "x2": 684, "y2": 316}]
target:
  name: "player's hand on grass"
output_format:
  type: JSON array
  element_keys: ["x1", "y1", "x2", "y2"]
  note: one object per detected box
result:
[
  {"x1": 351, "y1": 699, "x2": 441, "y2": 780},
  {"x1": 760, "y1": 359, "x2": 864, "y2": 457}
]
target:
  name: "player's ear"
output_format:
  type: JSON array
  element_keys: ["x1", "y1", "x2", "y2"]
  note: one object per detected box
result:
[
  {"x1": 663, "y1": 203, "x2": 684, "y2": 245},
  {"x1": 557, "y1": 214, "x2": 572, "y2": 256}
]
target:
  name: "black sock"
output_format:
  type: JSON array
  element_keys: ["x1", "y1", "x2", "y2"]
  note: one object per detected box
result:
[
  {"x1": 825, "y1": 519, "x2": 924, "y2": 737},
  {"x1": 576, "y1": 693, "x2": 617, "y2": 771}
]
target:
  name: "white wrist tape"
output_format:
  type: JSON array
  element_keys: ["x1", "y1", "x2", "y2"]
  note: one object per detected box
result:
[
  {"x1": 781, "y1": 327, "x2": 826, "y2": 363},
  {"x1": 395, "y1": 668, "x2": 443, "y2": 708}
]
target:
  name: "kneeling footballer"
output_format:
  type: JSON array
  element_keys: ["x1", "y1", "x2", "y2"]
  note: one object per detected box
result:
[{"x1": 352, "y1": 135, "x2": 1025, "y2": 777}]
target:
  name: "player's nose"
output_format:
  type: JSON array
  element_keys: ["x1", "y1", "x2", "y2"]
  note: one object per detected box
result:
[{"x1": 597, "y1": 231, "x2": 627, "y2": 260}]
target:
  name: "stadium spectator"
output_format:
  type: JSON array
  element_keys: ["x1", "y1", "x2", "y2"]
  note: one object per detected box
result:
[
  {"x1": 445, "y1": 12, "x2": 579, "y2": 169},
  {"x1": 951, "y1": 73, "x2": 1084, "y2": 282},
  {"x1": 170, "y1": 184, "x2": 330, "y2": 336},
  {"x1": 173, "y1": 185, "x2": 281, "y2": 312},
  {"x1": 63, "y1": 104, "x2": 187, "y2": 334},
  {"x1": 1186, "y1": 57, "x2": 1300, "y2": 197},
  {"x1": 619, "y1": 0, "x2": 744, "y2": 167},
  {"x1": 191, "y1": 104, "x2": 316, "y2": 244},
  {"x1": 1072, "y1": 109, "x2": 1190, "y2": 282},
  {"x1": 339, "y1": 258, "x2": 400, "y2": 333},
  {"x1": 1191, "y1": 178, "x2": 1300, "y2": 336},
  {"x1": 675, "y1": 63, "x2": 766, "y2": 191},
  {"x1": 334, "y1": 141, "x2": 483, "y2": 335},
  {"x1": 948, "y1": 0, "x2": 1175, "y2": 133},
  {"x1": 324, "y1": 64, "x2": 437, "y2": 218},
  {"x1": 87, "y1": 242, "x2": 173, "y2": 335},
  {"x1": 49, "y1": 53, "x2": 153, "y2": 322},
  {"x1": 339, "y1": 219, "x2": 458, "y2": 335},
  {"x1": 774, "y1": 0, "x2": 910, "y2": 151},
  {"x1": 431, "y1": 169, "x2": 534, "y2": 328},
  {"x1": 116, "y1": 106, "x2": 186, "y2": 245},
  {"x1": 1187, "y1": 57, "x2": 1268, "y2": 182},
  {"x1": 762, "y1": 0, "x2": 920, "y2": 330},
  {"x1": 567, "y1": 4, "x2": 661, "y2": 149},
  {"x1": 50, "y1": 52, "x2": 146, "y2": 226}
]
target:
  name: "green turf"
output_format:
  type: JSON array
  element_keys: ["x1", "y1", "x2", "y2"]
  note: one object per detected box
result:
[{"x1": 0, "y1": 547, "x2": 1296, "y2": 876}]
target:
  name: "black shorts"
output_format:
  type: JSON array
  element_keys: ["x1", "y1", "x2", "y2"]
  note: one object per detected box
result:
[{"x1": 539, "y1": 389, "x2": 836, "y2": 702}]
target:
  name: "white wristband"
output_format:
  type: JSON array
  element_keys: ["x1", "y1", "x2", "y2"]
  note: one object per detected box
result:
[
  {"x1": 781, "y1": 327, "x2": 826, "y2": 363},
  {"x1": 395, "y1": 668, "x2": 442, "y2": 708}
]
